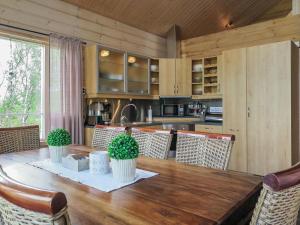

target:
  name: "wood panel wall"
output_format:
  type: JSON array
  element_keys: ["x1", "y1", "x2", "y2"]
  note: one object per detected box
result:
[
  {"x1": 0, "y1": 0, "x2": 166, "y2": 58},
  {"x1": 181, "y1": 14, "x2": 300, "y2": 58}
]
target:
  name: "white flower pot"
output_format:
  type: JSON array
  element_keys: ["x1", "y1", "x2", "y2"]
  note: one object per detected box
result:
[
  {"x1": 49, "y1": 145, "x2": 67, "y2": 163},
  {"x1": 111, "y1": 158, "x2": 136, "y2": 183}
]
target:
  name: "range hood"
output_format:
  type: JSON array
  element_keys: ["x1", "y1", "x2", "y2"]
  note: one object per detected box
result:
[{"x1": 166, "y1": 24, "x2": 180, "y2": 58}]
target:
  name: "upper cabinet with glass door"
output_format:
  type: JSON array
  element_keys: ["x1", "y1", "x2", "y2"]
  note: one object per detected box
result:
[
  {"x1": 97, "y1": 46, "x2": 125, "y2": 93},
  {"x1": 127, "y1": 55, "x2": 149, "y2": 94},
  {"x1": 84, "y1": 44, "x2": 151, "y2": 96}
]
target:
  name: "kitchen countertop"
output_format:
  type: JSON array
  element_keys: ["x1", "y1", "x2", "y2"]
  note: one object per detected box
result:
[{"x1": 85, "y1": 120, "x2": 222, "y2": 128}]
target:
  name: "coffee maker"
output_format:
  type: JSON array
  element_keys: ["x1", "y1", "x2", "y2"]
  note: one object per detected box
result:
[{"x1": 86, "y1": 100, "x2": 111, "y2": 126}]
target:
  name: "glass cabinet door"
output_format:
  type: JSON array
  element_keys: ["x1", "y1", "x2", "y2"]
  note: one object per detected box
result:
[
  {"x1": 97, "y1": 47, "x2": 125, "y2": 93},
  {"x1": 127, "y1": 54, "x2": 149, "y2": 94}
]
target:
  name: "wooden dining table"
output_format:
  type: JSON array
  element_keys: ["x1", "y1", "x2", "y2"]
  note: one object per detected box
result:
[{"x1": 0, "y1": 145, "x2": 262, "y2": 225}]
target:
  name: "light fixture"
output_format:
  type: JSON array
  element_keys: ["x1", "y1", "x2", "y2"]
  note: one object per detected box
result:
[
  {"x1": 128, "y1": 56, "x2": 136, "y2": 64},
  {"x1": 100, "y1": 50, "x2": 110, "y2": 57},
  {"x1": 225, "y1": 21, "x2": 234, "y2": 29}
]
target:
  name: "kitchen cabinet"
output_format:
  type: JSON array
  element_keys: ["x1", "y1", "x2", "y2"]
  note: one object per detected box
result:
[
  {"x1": 84, "y1": 44, "x2": 150, "y2": 96},
  {"x1": 246, "y1": 42, "x2": 297, "y2": 175},
  {"x1": 85, "y1": 45, "x2": 125, "y2": 94},
  {"x1": 176, "y1": 58, "x2": 192, "y2": 96},
  {"x1": 191, "y1": 56, "x2": 222, "y2": 99},
  {"x1": 223, "y1": 41, "x2": 299, "y2": 175},
  {"x1": 150, "y1": 59, "x2": 159, "y2": 98},
  {"x1": 195, "y1": 124, "x2": 222, "y2": 133},
  {"x1": 223, "y1": 48, "x2": 248, "y2": 173},
  {"x1": 159, "y1": 59, "x2": 176, "y2": 96},
  {"x1": 84, "y1": 127, "x2": 95, "y2": 146},
  {"x1": 159, "y1": 58, "x2": 192, "y2": 97},
  {"x1": 203, "y1": 56, "x2": 220, "y2": 95},
  {"x1": 127, "y1": 54, "x2": 149, "y2": 94}
]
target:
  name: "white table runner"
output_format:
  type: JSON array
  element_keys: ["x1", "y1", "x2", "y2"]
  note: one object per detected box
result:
[{"x1": 29, "y1": 159, "x2": 158, "y2": 192}]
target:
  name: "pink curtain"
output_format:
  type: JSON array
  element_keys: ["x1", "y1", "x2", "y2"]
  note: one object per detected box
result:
[{"x1": 49, "y1": 34, "x2": 83, "y2": 144}]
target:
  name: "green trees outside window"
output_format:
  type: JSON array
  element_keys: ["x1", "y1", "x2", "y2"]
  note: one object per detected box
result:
[{"x1": 0, "y1": 36, "x2": 45, "y2": 137}]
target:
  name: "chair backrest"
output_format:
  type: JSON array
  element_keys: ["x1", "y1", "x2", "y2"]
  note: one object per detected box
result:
[
  {"x1": 176, "y1": 130, "x2": 235, "y2": 170},
  {"x1": 92, "y1": 125, "x2": 128, "y2": 150},
  {"x1": 250, "y1": 164, "x2": 300, "y2": 225},
  {"x1": 0, "y1": 166, "x2": 70, "y2": 225},
  {"x1": 0, "y1": 125, "x2": 40, "y2": 154},
  {"x1": 131, "y1": 128, "x2": 173, "y2": 159}
]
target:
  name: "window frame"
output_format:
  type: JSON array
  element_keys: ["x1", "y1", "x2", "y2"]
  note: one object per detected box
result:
[{"x1": 0, "y1": 27, "x2": 50, "y2": 140}]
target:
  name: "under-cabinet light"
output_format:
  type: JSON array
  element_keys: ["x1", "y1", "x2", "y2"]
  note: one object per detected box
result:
[
  {"x1": 100, "y1": 50, "x2": 110, "y2": 57},
  {"x1": 128, "y1": 56, "x2": 136, "y2": 64}
]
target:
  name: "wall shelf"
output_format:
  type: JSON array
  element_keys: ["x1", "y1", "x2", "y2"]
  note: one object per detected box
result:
[
  {"x1": 191, "y1": 56, "x2": 221, "y2": 97},
  {"x1": 150, "y1": 59, "x2": 160, "y2": 96},
  {"x1": 204, "y1": 73, "x2": 217, "y2": 77}
]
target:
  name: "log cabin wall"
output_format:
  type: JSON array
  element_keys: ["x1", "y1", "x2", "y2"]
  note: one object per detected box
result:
[
  {"x1": 181, "y1": 14, "x2": 300, "y2": 58},
  {"x1": 0, "y1": 0, "x2": 167, "y2": 58}
]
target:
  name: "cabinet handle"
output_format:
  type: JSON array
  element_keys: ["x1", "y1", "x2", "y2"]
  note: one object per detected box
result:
[
  {"x1": 174, "y1": 84, "x2": 176, "y2": 94},
  {"x1": 247, "y1": 107, "x2": 250, "y2": 118},
  {"x1": 177, "y1": 84, "x2": 179, "y2": 94}
]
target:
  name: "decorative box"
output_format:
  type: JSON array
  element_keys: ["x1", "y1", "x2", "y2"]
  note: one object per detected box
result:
[{"x1": 62, "y1": 154, "x2": 89, "y2": 171}]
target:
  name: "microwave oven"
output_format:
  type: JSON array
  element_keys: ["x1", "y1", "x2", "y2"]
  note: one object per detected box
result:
[{"x1": 161, "y1": 104, "x2": 184, "y2": 116}]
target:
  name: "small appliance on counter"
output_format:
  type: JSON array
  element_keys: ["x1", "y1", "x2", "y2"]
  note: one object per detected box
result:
[
  {"x1": 86, "y1": 101, "x2": 111, "y2": 126},
  {"x1": 186, "y1": 102, "x2": 207, "y2": 121},
  {"x1": 161, "y1": 104, "x2": 185, "y2": 117},
  {"x1": 205, "y1": 106, "x2": 223, "y2": 123}
]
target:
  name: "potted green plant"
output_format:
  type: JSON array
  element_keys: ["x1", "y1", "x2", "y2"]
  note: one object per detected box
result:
[
  {"x1": 108, "y1": 133, "x2": 139, "y2": 183},
  {"x1": 47, "y1": 128, "x2": 72, "y2": 163}
]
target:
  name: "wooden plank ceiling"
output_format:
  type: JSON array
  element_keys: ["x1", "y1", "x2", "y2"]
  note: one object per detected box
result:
[{"x1": 63, "y1": 0, "x2": 291, "y2": 39}]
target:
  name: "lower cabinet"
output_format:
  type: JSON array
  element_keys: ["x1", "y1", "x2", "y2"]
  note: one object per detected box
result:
[
  {"x1": 84, "y1": 127, "x2": 94, "y2": 147},
  {"x1": 195, "y1": 124, "x2": 222, "y2": 133}
]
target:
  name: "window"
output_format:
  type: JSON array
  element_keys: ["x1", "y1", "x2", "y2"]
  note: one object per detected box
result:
[{"x1": 0, "y1": 35, "x2": 46, "y2": 138}]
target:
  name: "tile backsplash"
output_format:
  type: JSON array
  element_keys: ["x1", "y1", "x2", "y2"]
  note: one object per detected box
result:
[
  {"x1": 85, "y1": 97, "x2": 222, "y2": 124},
  {"x1": 133, "y1": 98, "x2": 222, "y2": 117}
]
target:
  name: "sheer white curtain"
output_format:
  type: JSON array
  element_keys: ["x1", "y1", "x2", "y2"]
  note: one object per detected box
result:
[{"x1": 49, "y1": 34, "x2": 83, "y2": 144}]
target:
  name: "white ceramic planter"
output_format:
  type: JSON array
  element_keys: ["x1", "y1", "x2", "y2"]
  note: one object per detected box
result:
[
  {"x1": 111, "y1": 158, "x2": 136, "y2": 183},
  {"x1": 49, "y1": 145, "x2": 67, "y2": 163}
]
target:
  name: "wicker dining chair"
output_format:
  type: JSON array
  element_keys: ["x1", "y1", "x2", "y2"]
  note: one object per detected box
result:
[
  {"x1": 92, "y1": 125, "x2": 128, "y2": 150},
  {"x1": 131, "y1": 128, "x2": 173, "y2": 159},
  {"x1": 0, "y1": 125, "x2": 40, "y2": 154},
  {"x1": 175, "y1": 131, "x2": 207, "y2": 166},
  {"x1": 176, "y1": 131, "x2": 235, "y2": 170},
  {"x1": 131, "y1": 128, "x2": 151, "y2": 155},
  {"x1": 250, "y1": 163, "x2": 300, "y2": 225},
  {"x1": 0, "y1": 165, "x2": 71, "y2": 225}
]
